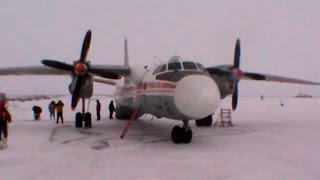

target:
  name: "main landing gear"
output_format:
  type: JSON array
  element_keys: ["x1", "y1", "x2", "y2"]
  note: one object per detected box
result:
[
  {"x1": 75, "y1": 112, "x2": 92, "y2": 128},
  {"x1": 171, "y1": 120, "x2": 192, "y2": 144},
  {"x1": 195, "y1": 115, "x2": 213, "y2": 127},
  {"x1": 75, "y1": 98, "x2": 92, "y2": 128}
]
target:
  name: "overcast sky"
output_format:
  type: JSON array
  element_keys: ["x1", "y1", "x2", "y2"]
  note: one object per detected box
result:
[{"x1": 1, "y1": 1, "x2": 320, "y2": 97}]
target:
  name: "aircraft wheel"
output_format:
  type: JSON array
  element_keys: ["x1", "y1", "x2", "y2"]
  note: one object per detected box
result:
[
  {"x1": 75, "y1": 112, "x2": 83, "y2": 128},
  {"x1": 171, "y1": 126, "x2": 183, "y2": 144},
  {"x1": 195, "y1": 119, "x2": 203, "y2": 127},
  {"x1": 204, "y1": 115, "x2": 213, "y2": 127},
  {"x1": 85, "y1": 112, "x2": 92, "y2": 128},
  {"x1": 182, "y1": 129, "x2": 192, "y2": 144}
]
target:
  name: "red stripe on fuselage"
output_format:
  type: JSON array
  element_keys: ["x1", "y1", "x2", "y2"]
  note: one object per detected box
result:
[{"x1": 114, "y1": 82, "x2": 176, "y2": 97}]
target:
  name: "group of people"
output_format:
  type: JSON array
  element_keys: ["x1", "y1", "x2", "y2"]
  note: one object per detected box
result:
[
  {"x1": 33, "y1": 99, "x2": 115, "y2": 122},
  {"x1": 48, "y1": 100, "x2": 65, "y2": 124},
  {"x1": 0, "y1": 99, "x2": 116, "y2": 149},
  {"x1": 96, "y1": 100, "x2": 115, "y2": 120},
  {"x1": 32, "y1": 100, "x2": 64, "y2": 124}
]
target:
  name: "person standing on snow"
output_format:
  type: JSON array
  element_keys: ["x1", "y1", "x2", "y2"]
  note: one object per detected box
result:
[
  {"x1": 96, "y1": 100, "x2": 101, "y2": 120},
  {"x1": 56, "y1": 100, "x2": 64, "y2": 124},
  {"x1": 108, "y1": 100, "x2": 115, "y2": 119},
  {"x1": 48, "y1": 101, "x2": 56, "y2": 120},
  {"x1": 0, "y1": 100, "x2": 11, "y2": 149}
]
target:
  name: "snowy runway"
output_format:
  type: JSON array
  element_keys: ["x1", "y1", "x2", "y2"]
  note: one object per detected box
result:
[{"x1": 1, "y1": 97, "x2": 320, "y2": 180}]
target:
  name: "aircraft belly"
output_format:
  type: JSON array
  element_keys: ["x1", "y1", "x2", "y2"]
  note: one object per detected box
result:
[{"x1": 138, "y1": 94, "x2": 189, "y2": 120}]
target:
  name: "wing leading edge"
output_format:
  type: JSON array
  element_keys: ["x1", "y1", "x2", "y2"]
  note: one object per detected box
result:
[
  {"x1": 207, "y1": 67, "x2": 320, "y2": 85},
  {"x1": 0, "y1": 66, "x2": 69, "y2": 76}
]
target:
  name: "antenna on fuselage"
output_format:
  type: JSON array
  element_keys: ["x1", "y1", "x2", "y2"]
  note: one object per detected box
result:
[
  {"x1": 124, "y1": 38, "x2": 129, "y2": 66},
  {"x1": 154, "y1": 56, "x2": 162, "y2": 64}
]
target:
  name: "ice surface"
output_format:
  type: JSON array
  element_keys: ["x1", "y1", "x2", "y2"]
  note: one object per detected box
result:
[{"x1": 0, "y1": 96, "x2": 319, "y2": 180}]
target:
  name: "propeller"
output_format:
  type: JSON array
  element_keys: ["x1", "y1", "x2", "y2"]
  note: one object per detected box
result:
[
  {"x1": 232, "y1": 39, "x2": 241, "y2": 111},
  {"x1": 41, "y1": 30, "x2": 92, "y2": 110},
  {"x1": 70, "y1": 30, "x2": 92, "y2": 110}
]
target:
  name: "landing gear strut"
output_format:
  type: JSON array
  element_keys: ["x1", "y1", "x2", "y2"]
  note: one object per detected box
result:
[
  {"x1": 171, "y1": 120, "x2": 192, "y2": 144},
  {"x1": 75, "y1": 98, "x2": 92, "y2": 128}
]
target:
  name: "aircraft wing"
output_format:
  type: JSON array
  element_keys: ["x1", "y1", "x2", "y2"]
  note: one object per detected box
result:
[
  {"x1": 6, "y1": 94, "x2": 68, "y2": 102},
  {"x1": 242, "y1": 72, "x2": 320, "y2": 85},
  {"x1": 207, "y1": 67, "x2": 320, "y2": 85},
  {"x1": 89, "y1": 65, "x2": 130, "y2": 78},
  {"x1": 0, "y1": 66, "x2": 69, "y2": 76},
  {"x1": 92, "y1": 77, "x2": 117, "y2": 85}
]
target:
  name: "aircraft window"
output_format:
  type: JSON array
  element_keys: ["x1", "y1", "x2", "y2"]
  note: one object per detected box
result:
[
  {"x1": 152, "y1": 65, "x2": 161, "y2": 75},
  {"x1": 168, "y1": 62, "x2": 182, "y2": 71},
  {"x1": 196, "y1": 63, "x2": 206, "y2": 71},
  {"x1": 183, "y1": 62, "x2": 197, "y2": 70},
  {"x1": 159, "y1": 64, "x2": 167, "y2": 73}
]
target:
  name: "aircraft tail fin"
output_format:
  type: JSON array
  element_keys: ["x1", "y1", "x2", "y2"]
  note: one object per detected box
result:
[{"x1": 124, "y1": 38, "x2": 129, "y2": 66}]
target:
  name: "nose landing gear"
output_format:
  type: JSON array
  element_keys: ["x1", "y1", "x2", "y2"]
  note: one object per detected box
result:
[{"x1": 171, "y1": 120, "x2": 192, "y2": 144}]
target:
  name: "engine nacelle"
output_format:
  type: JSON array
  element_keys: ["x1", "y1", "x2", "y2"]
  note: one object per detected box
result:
[{"x1": 69, "y1": 75, "x2": 93, "y2": 98}]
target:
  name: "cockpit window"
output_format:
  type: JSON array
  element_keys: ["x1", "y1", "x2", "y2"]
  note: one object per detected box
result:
[
  {"x1": 183, "y1": 62, "x2": 197, "y2": 70},
  {"x1": 196, "y1": 63, "x2": 206, "y2": 71},
  {"x1": 168, "y1": 62, "x2": 182, "y2": 71},
  {"x1": 152, "y1": 65, "x2": 161, "y2": 75},
  {"x1": 159, "y1": 64, "x2": 167, "y2": 73}
]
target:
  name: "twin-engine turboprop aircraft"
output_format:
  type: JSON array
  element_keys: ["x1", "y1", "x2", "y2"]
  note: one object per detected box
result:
[{"x1": 0, "y1": 30, "x2": 319, "y2": 144}]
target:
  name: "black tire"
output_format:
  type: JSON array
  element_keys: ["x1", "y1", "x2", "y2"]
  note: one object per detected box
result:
[
  {"x1": 85, "y1": 112, "x2": 92, "y2": 128},
  {"x1": 35, "y1": 114, "x2": 40, "y2": 120},
  {"x1": 182, "y1": 129, "x2": 192, "y2": 144},
  {"x1": 75, "y1": 112, "x2": 83, "y2": 128},
  {"x1": 204, "y1": 115, "x2": 213, "y2": 127},
  {"x1": 195, "y1": 119, "x2": 203, "y2": 127},
  {"x1": 171, "y1": 126, "x2": 183, "y2": 144}
]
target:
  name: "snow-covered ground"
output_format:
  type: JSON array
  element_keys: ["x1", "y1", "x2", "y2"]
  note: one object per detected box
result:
[{"x1": 0, "y1": 96, "x2": 319, "y2": 180}]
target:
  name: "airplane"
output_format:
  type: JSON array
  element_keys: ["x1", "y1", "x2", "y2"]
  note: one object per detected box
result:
[{"x1": 0, "y1": 29, "x2": 319, "y2": 144}]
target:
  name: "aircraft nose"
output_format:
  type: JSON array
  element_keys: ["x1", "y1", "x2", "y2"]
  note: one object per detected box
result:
[{"x1": 174, "y1": 75, "x2": 221, "y2": 119}]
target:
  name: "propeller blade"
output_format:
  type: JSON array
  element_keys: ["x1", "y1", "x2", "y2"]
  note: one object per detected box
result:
[
  {"x1": 232, "y1": 81, "x2": 238, "y2": 111},
  {"x1": 206, "y1": 67, "x2": 232, "y2": 76},
  {"x1": 243, "y1": 72, "x2": 266, "y2": 80},
  {"x1": 234, "y1": 39, "x2": 241, "y2": 69},
  {"x1": 80, "y1": 30, "x2": 92, "y2": 63},
  {"x1": 42, "y1": 59, "x2": 73, "y2": 71},
  {"x1": 71, "y1": 76, "x2": 84, "y2": 110}
]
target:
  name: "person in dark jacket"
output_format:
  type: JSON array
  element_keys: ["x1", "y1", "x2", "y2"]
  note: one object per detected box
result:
[
  {"x1": 0, "y1": 100, "x2": 11, "y2": 149},
  {"x1": 96, "y1": 100, "x2": 101, "y2": 120},
  {"x1": 56, "y1": 100, "x2": 64, "y2": 124},
  {"x1": 48, "y1": 101, "x2": 56, "y2": 120},
  {"x1": 108, "y1": 100, "x2": 115, "y2": 119},
  {"x1": 32, "y1": 105, "x2": 42, "y2": 120}
]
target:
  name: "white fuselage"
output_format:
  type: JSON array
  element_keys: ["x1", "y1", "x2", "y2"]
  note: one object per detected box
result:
[{"x1": 114, "y1": 61, "x2": 221, "y2": 121}]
